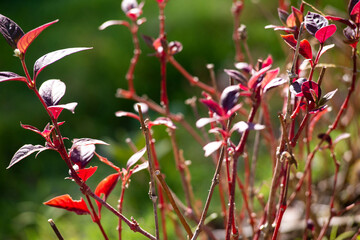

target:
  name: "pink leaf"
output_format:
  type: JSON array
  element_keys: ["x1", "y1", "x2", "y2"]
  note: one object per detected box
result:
[
  {"x1": 95, "y1": 173, "x2": 121, "y2": 218},
  {"x1": 115, "y1": 111, "x2": 140, "y2": 121},
  {"x1": 315, "y1": 24, "x2": 337, "y2": 44},
  {"x1": 33, "y1": 47, "x2": 92, "y2": 80},
  {"x1": 0, "y1": 72, "x2": 27, "y2": 83},
  {"x1": 76, "y1": 166, "x2": 98, "y2": 182},
  {"x1": 17, "y1": 20, "x2": 58, "y2": 54},
  {"x1": 200, "y1": 98, "x2": 224, "y2": 116},
  {"x1": 44, "y1": 194, "x2": 90, "y2": 215}
]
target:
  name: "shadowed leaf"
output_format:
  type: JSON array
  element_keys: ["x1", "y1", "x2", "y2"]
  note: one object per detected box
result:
[
  {"x1": 224, "y1": 69, "x2": 248, "y2": 86},
  {"x1": 70, "y1": 144, "x2": 96, "y2": 169},
  {"x1": 17, "y1": 20, "x2": 58, "y2": 54},
  {"x1": 0, "y1": 14, "x2": 24, "y2": 49},
  {"x1": 44, "y1": 194, "x2": 90, "y2": 215},
  {"x1": 33, "y1": 47, "x2": 92, "y2": 79},
  {"x1": 7, "y1": 144, "x2": 48, "y2": 169},
  {"x1": 301, "y1": 81, "x2": 321, "y2": 102}
]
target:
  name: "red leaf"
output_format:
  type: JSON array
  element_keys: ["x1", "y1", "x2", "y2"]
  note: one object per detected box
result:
[
  {"x1": 350, "y1": 0, "x2": 360, "y2": 22},
  {"x1": 281, "y1": 34, "x2": 312, "y2": 59},
  {"x1": 315, "y1": 24, "x2": 337, "y2": 44},
  {"x1": 77, "y1": 166, "x2": 98, "y2": 182},
  {"x1": 95, "y1": 173, "x2": 120, "y2": 218},
  {"x1": 17, "y1": 20, "x2": 58, "y2": 54},
  {"x1": 44, "y1": 194, "x2": 90, "y2": 215},
  {"x1": 48, "y1": 103, "x2": 78, "y2": 120},
  {"x1": 248, "y1": 65, "x2": 271, "y2": 89},
  {"x1": 200, "y1": 98, "x2": 224, "y2": 116},
  {"x1": 261, "y1": 68, "x2": 279, "y2": 89},
  {"x1": 95, "y1": 153, "x2": 120, "y2": 172}
]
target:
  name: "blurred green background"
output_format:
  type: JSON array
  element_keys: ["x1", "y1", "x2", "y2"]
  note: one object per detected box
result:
[{"x1": 0, "y1": 0, "x2": 349, "y2": 239}]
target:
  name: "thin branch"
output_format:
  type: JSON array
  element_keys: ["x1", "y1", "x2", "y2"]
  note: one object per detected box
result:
[{"x1": 48, "y1": 219, "x2": 64, "y2": 240}]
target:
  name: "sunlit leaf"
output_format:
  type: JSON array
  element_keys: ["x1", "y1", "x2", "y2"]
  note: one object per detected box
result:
[
  {"x1": 196, "y1": 117, "x2": 217, "y2": 128},
  {"x1": 95, "y1": 173, "x2": 121, "y2": 218},
  {"x1": 319, "y1": 44, "x2": 335, "y2": 58},
  {"x1": 126, "y1": 147, "x2": 146, "y2": 169},
  {"x1": 305, "y1": 12, "x2": 328, "y2": 36},
  {"x1": 7, "y1": 144, "x2": 48, "y2": 169},
  {"x1": 315, "y1": 24, "x2": 337, "y2": 44},
  {"x1": 263, "y1": 77, "x2": 287, "y2": 93},
  {"x1": 0, "y1": 14, "x2": 24, "y2": 49},
  {"x1": 76, "y1": 166, "x2": 98, "y2": 182},
  {"x1": 149, "y1": 117, "x2": 176, "y2": 129},
  {"x1": 17, "y1": 20, "x2": 58, "y2": 54},
  {"x1": 95, "y1": 152, "x2": 120, "y2": 172},
  {"x1": 115, "y1": 111, "x2": 140, "y2": 121},
  {"x1": 33, "y1": 47, "x2": 92, "y2": 79},
  {"x1": 39, "y1": 79, "x2": 66, "y2": 106},
  {"x1": 99, "y1": 20, "x2": 130, "y2": 30},
  {"x1": 48, "y1": 102, "x2": 78, "y2": 119},
  {"x1": 203, "y1": 141, "x2": 222, "y2": 157},
  {"x1": 230, "y1": 121, "x2": 265, "y2": 133},
  {"x1": 44, "y1": 194, "x2": 90, "y2": 215},
  {"x1": 132, "y1": 161, "x2": 149, "y2": 174}
]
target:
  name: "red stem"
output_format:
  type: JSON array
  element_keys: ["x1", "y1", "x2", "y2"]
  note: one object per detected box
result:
[
  {"x1": 86, "y1": 195, "x2": 109, "y2": 240},
  {"x1": 118, "y1": 183, "x2": 126, "y2": 240}
]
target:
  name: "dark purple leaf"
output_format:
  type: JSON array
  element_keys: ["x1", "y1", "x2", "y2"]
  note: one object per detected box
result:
[
  {"x1": 278, "y1": 8, "x2": 289, "y2": 25},
  {"x1": 33, "y1": 47, "x2": 92, "y2": 79},
  {"x1": 290, "y1": 78, "x2": 307, "y2": 96},
  {"x1": 263, "y1": 77, "x2": 287, "y2": 93},
  {"x1": 224, "y1": 69, "x2": 248, "y2": 86},
  {"x1": 203, "y1": 141, "x2": 222, "y2": 157},
  {"x1": 17, "y1": 20, "x2": 58, "y2": 54},
  {"x1": 7, "y1": 144, "x2": 48, "y2": 169},
  {"x1": 126, "y1": 147, "x2": 146, "y2": 169},
  {"x1": 142, "y1": 35, "x2": 155, "y2": 49},
  {"x1": 0, "y1": 71, "x2": 27, "y2": 83},
  {"x1": 301, "y1": 81, "x2": 321, "y2": 102},
  {"x1": 39, "y1": 79, "x2": 66, "y2": 106},
  {"x1": 0, "y1": 14, "x2": 24, "y2": 49},
  {"x1": 220, "y1": 85, "x2": 240, "y2": 112},
  {"x1": 304, "y1": 12, "x2": 328, "y2": 36},
  {"x1": 70, "y1": 144, "x2": 96, "y2": 169},
  {"x1": 318, "y1": 133, "x2": 332, "y2": 146}
]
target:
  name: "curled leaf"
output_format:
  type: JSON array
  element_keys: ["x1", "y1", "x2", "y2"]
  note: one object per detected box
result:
[
  {"x1": 304, "y1": 12, "x2": 328, "y2": 36},
  {"x1": 99, "y1": 20, "x2": 130, "y2": 30},
  {"x1": 7, "y1": 144, "x2": 48, "y2": 169},
  {"x1": 76, "y1": 166, "x2": 98, "y2": 182},
  {"x1": 196, "y1": 117, "x2": 217, "y2": 128},
  {"x1": 132, "y1": 161, "x2": 149, "y2": 174},
  {"x1": 48, "y1": 102, "x2": 78, "y2": 119},
  {"x1": 126, "y1": 147, "x2": 146, "y2": 169},
  {"x1": 220, "y1": 85, "x2": 240, "y2": 112}
]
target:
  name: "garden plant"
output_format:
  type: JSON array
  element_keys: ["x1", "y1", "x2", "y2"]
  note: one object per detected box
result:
[{"x1": 0, "y1": 0, "x2": 360, "y2": 239}]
